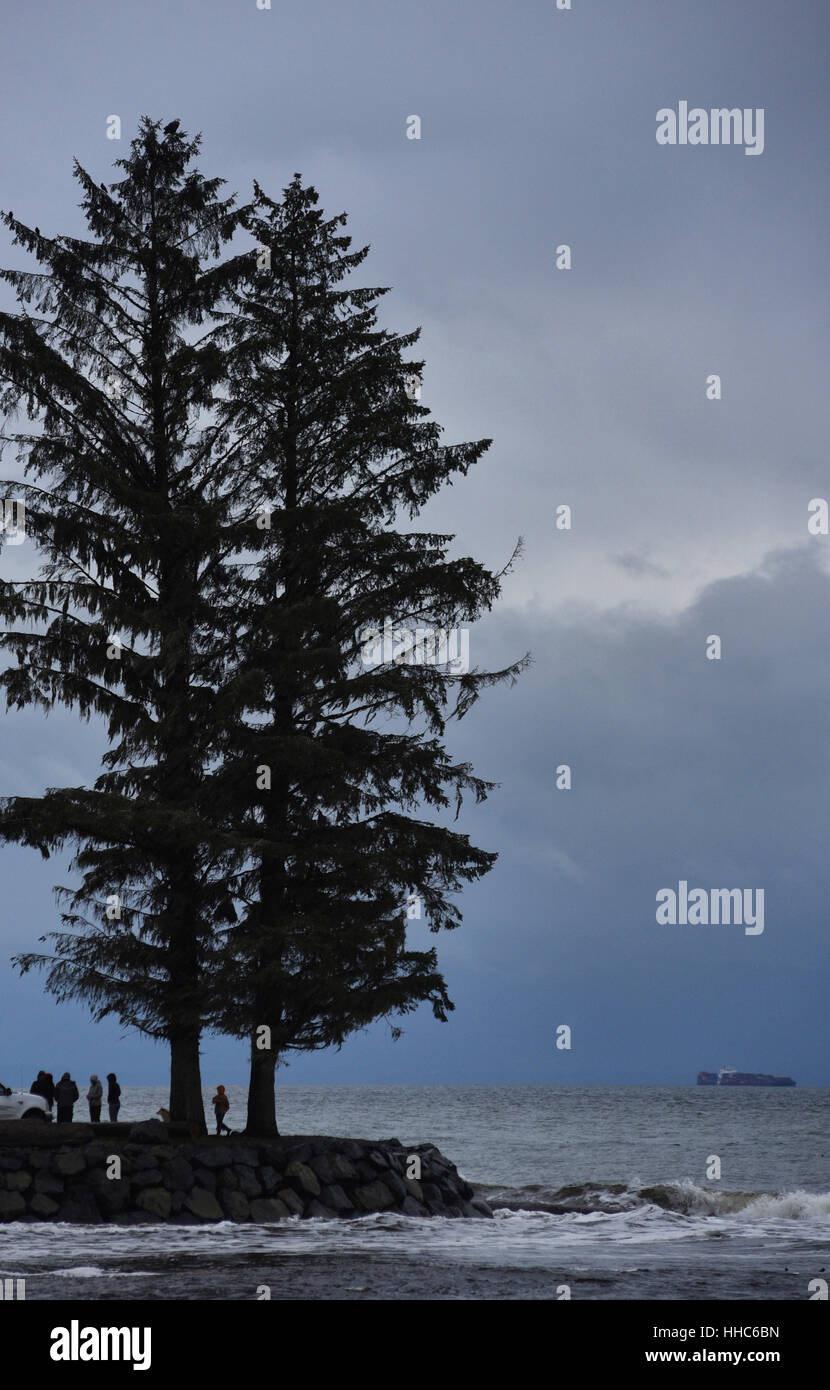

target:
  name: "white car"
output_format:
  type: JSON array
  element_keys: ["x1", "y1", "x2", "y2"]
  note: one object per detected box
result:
[{"x1": 0, "y1": 1082, "x2": 51, "y2": 1121}]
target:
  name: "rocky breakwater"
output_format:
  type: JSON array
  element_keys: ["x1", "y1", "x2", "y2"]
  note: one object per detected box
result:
[{"x1": 0, "y1": 1120, "x2": 493, "y2": 1223}]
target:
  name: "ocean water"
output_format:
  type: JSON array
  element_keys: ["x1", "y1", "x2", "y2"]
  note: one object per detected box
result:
[{"x1": 1, "y1": 1084, "x2": 828, "y2": 1300}]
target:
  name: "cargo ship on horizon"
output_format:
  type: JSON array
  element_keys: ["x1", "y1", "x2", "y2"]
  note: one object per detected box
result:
[{"x1": 697, "y1": 1065, "x2": 795, "y2": 1087}]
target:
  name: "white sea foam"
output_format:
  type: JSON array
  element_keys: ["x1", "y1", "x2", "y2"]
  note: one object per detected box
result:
[
  {"x1": 739, "y1": 1189, "x2": 830, "y2": 1221},
  {"x1": 640, "y1": 1179, "x2": 830, "y2": 1221}
]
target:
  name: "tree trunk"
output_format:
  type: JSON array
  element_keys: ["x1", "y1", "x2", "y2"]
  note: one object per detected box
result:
[
  {"x1": 169, "y1": 1031, "x2": 206, "y2": 1134},
  {"x1": 244, "y1": 1035, "x2": 279, "y2": 1137}
]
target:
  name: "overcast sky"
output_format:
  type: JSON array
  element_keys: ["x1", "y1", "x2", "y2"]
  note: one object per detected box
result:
[{"x1": 1, "y1": 0, "x2": 828, "y2": 1088}]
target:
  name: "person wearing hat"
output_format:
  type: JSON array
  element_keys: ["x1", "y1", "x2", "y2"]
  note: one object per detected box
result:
[{"x1": 87, "y1": 1074, "x2": 103, "y2": 1123}]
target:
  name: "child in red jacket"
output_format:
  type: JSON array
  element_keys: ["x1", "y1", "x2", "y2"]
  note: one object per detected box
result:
[{"x1": 211, "y1": 1085, "x2": 232, "y2": 1136}]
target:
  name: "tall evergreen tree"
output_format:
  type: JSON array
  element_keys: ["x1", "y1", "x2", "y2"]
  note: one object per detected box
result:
[
  {"x1": 1, "y1": 139, "x2": 524, "y2": 1139},
  {"x1": 0, "y1": 118, "x2": 251, "y2": 1132},
  {"x1": 209, "y1": 177, "x2": 527, "y2": 1135}
]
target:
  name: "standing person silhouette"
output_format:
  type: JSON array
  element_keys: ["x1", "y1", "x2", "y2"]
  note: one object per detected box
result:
[
  {"x1": 211, "y1": 1085, "x2": 232, "y2": 1136},
  {"x1": 106, "y1": 1072, "x2": 121, "y2": 1122},
  {"x1": 54, "y1": 1072, "x2": 79, "y2": 1123},
  {"x1": 30, "y1": 1071, "x2": 54, "y2": 1111},
  {"x1": 87, "y1": 1075, "x2": 103, "y2": 1123}
]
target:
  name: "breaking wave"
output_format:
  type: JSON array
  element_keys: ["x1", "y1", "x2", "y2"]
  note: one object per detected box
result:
[{"x1": 478, "y1": 1179, "x2": 830, "y2": 1222}]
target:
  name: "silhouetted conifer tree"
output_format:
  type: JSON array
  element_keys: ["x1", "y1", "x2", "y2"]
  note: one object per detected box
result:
[
  {"x1": 0, "y1": 118, "x2": 251, "y2": 1133},
  {"x1": 210, "y1": 177, "x2": 527, "y2": 1135}
]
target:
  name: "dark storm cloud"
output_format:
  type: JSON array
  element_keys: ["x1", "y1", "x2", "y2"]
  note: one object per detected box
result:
[{"x1": 5, "y1": 544, "x2": 827, "y2": 1083}]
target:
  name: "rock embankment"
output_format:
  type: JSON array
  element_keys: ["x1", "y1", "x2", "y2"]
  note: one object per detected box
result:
[{"x1": 0, "y1": 1120, "x2": 493, "y2": 1224}]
